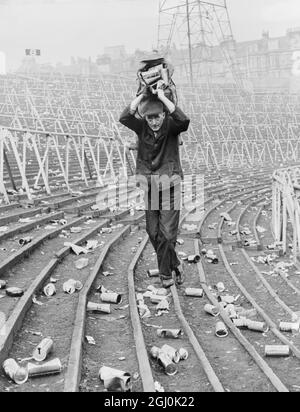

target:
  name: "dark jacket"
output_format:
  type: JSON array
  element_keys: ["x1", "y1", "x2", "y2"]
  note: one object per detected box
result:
[{"x1": 119, "y1": 105, "x2": 190, "y2": 181}]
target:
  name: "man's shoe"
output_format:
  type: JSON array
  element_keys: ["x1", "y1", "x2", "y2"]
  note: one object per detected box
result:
[
  {"x1": 161, "y1": 278, "x2": 175, "y2": 289},
  {"x1": 174, "y1": 263, "x2": 185, "y2": 286}
]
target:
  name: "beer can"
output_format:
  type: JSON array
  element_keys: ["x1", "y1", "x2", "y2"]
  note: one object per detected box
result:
[
  {"x1": 150, "y1": 346, "x2": 161, "y2": 359},
  {"x1": 279, "y1": 322, "x2": 300, "y2": 333},
  {"x1": 233, "y1": 318, "x2": 247, "y2": 329},
  {"x1": 33, "y1": 338, "x2": 54, "y2": 362},
  {"x1": 100, "y1": 292, "x2": 122, "y2": 305},
  {"x1": 215, "y1": 321, "x2": 228, "y2": 338},
  {"x1": 216, "y1": 282, "x2": 225, "y2": 293},
  {"x1": 3, "y1": 359, "x2": 28, "y2": 385},
  {"x1": 43, "y1": 283, "x2": 56, "y2": 297},
  {"x1": 187, "y1": 255, "x2": 201, "y2": 264},
  {"x1": 161, "y1": 345, "x2": 181, "y2": 364},
  {"x1": 63, "y1": 280, "x2": 76, "y2": 295},
  {"x1": 221, "y1": 295, "x2": 235, "y2": 305},
  {"x1": 136, "y1": 293, "x2": 144, "y2": 304},
  {"x1": 264, "y1": 345, "x2": 290, "y2": 357},
  {"x1": 155, "y1": 288, "x2": 168, "y2": 297},
  {"x1": 151, "y1": 295, "x2": 169, "y2": 304},
  {"x1": 157, "y1": 352, "x2": 178, "y2": 376},
  {"x1": 147, "y1": 269, "x2": 160, "y2": 278},
  {"x1": 185, "y1": 288, "x2": 204, "y2": 298},
  {"x1": 204, "y1": 304, "x2": 220, "y2": 317},
  {"x1": 246, "y1": 320, "x2": 269, "y2": 333},
  {"x1": 87, "y1": 302, "x2": 111, "y2": 314},
  {"x1": 99, "y1": 366, "x2": 132, "y2": 392},
  {"x1": 27, "y1": 358, "x2": 62, "y2": 377},
  {"x1": 157, "y1": 329, "x2": 183, "y2": 339},
  {"x1": 74, "y1": 280, "x2": 83, "y2": 291},
  {"x1": 178, "y1": 348, "x2": 189, "y2": 360}
]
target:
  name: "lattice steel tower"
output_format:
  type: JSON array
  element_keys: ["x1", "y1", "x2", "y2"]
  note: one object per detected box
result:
[{"x1": 157, "y1": 0, "x2": 242, "y2": 87}]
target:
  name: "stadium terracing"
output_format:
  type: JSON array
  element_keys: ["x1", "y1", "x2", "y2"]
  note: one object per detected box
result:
[
  {"x1": 0, "y1": 72, "x2": 300, "y2": 203},
  {"x1": 1, "y1": 70, "x2": 300, "y2": 392}
]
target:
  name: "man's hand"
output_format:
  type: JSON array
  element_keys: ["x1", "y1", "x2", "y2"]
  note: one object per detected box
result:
[
  {"x1": 155, "y1": 85, "x2": 175, "y2": 114},
  {"x1": 157, "y1": 88, "x2": 165, "y2": 100}
]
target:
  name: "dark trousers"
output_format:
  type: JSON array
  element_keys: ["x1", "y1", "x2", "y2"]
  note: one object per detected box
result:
[{"x1": 145, "y1": 184, "x2": 181, "y2": 280}]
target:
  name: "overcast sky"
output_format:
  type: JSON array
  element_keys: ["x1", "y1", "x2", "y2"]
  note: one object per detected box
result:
[{"x1": 1, "y1": 0, "x2": 300, "y2": 70}]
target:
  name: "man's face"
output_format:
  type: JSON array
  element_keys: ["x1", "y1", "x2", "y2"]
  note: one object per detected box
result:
[{"x1": 145, "y1": 112, "x2": 165, "y2": 132}]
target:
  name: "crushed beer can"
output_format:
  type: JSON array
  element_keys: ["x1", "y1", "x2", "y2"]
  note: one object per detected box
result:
[
  {"x1": 157, "y1": 329, "x2": 183, "y2": 339},
  {"x1": 99, "y1": 366, "x2": 132, "y2": 392},
  {"x1": 43, "y1": 283, "x2": 56, "y2": 297},
  {"x1": 3, "y1": 359, "x2": 28, "y2": 385},
  {"x1": 204, "y1": 304, "x2": 220, "y2": 317}
]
